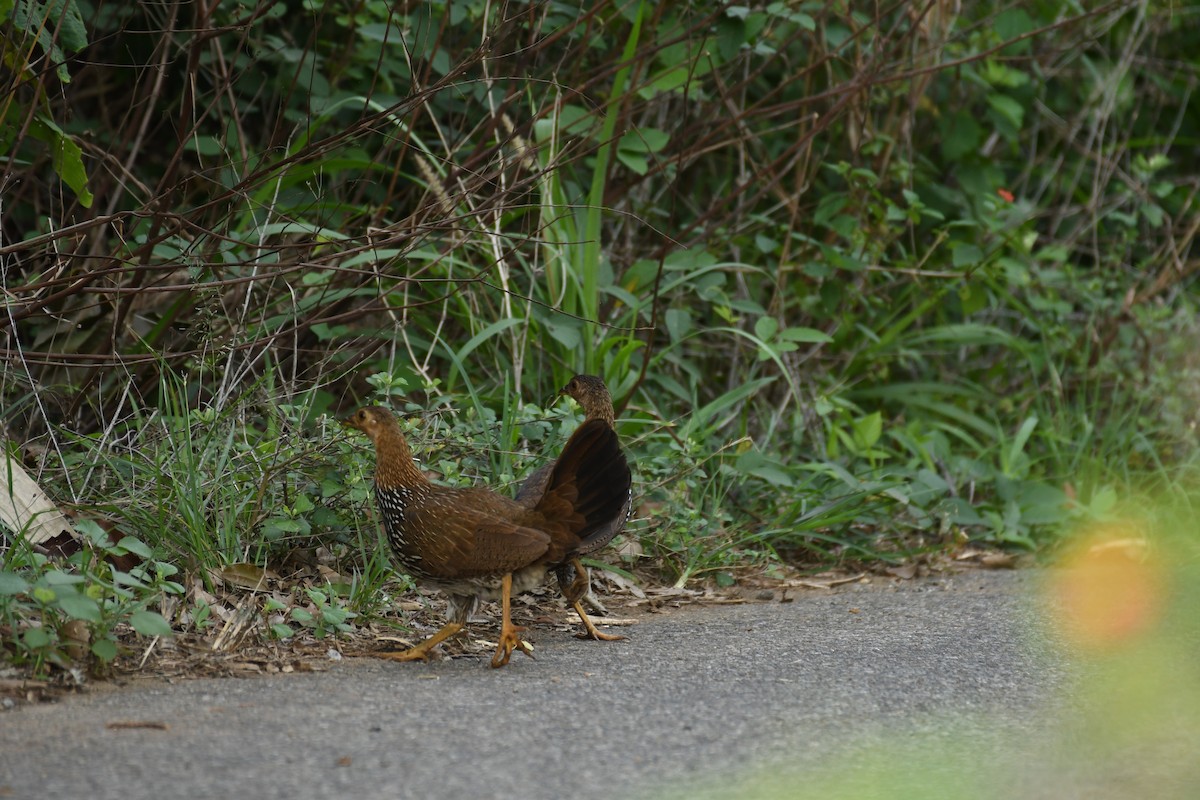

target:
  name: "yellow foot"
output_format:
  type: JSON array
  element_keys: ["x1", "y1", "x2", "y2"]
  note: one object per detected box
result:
[
  {"x1": 374, "y1": 621, "x2": 464, "y2": 663},
  {"x1": 490, "y1": 625, "x2": 535, "y2": 668},
  {"x1": 574, "y1": 602, "x2": 627, "y2": 642},
  {"x1": 376, "y1": 646, "x2": 436, "y2": 662}
]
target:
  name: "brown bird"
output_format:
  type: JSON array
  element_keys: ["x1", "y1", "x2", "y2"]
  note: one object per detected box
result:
[
  {"x1": 343, "y1": 405, "x2": 630, "y2": 667},
  {"x1": 516, "y1": 374, "x2": 632, "y2": 641}
]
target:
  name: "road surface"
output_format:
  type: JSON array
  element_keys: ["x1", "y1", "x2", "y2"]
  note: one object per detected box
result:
[{"x1": 2, "y1": 569, "x2": 1195, "y2": 799}]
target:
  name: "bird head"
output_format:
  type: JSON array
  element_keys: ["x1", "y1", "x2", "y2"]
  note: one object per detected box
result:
[
  {"x1": 561, "y1": 374, "x2": 612, "y2": 413},
  {"x1": 341, "y1": 406, "x2": 398, "y2": 442}
]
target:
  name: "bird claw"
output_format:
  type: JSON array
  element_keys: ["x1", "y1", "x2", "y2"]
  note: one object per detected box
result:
[
  {"x1": 575, "y1": 628, "x2": 627, "y2": 642},
  {"x1": 377, "y1": 646, "x2": 434, "y2": 662},
  {"x1": 572, "y1": 601, "x2": 627, "y2": 642},
  {"x1": 490, "y1": 626, "x2": 534, "y2": 668}
]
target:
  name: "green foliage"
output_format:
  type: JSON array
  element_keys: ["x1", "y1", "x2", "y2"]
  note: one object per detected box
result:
[
  {"x1": 267, "y1": 587, "x2": 356, "y2": 640},
  {"x1": 2, "y1": 0, "x2": 1199, "y2": 675},
  {"x1": 0, "y1": 0, "x2": 93, "y2": 204},
  {"x1": 0, "y1": 526, "x2": 179, "y2": 675}
]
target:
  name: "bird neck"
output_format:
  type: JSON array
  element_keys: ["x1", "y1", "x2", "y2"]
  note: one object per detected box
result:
[
  {"x1": 584, "y1": 402, "x2": 615, "y2": 427},
  {"x1": 373, "y1": 428, "x2": 429, "y2": 490}
]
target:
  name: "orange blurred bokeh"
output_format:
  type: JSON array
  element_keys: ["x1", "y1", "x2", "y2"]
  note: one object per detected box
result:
[{"x1": 1051, "y1": 523, "x2": 1167, "y2": 650}]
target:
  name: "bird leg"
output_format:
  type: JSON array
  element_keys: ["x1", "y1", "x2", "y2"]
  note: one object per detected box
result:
[
  {"x1": 559, "y1": 557, "x2": 625, "y2": 641},
  {"x1": 490, "y1": 573, "x2": 534, "y2": 668},
  {"x1": 375, "y1": 620, "x2": 465, "y2": 662},
  {"x1": 572, "y1": 601, "x2": 627, "y2": 641},
  {"x1": 559, "y1": 558, "x2": 590, "y2": 603}
]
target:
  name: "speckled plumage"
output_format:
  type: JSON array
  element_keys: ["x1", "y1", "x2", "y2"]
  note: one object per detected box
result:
[{"x1": 343, "y1": 404, "x2": 631, "y2": 666}]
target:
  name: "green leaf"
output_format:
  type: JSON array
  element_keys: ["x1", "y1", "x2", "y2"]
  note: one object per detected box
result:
[
  {"x1": 814, "y1": 193, "x2": 849, "y2": 229},
  {"x1": 274, "y1": 517, "x2": 309, "y2": 533},
  {"x1": 940, "y1": 112, "x2": 982, "y2": 161},
  {"x1": 664, "y1": 308, "x2": 692, "y2": 342},
  {"x1": 57, "y1": 593, "x2": 102, "y2": 622},
  {"x1": 779, "y1": 327, "x2": 833, "y2": 344},
  {"x1": 995, "y1": 8, "x2": 1035, "y2": 48},
  {"x1": 116, "y1": 536, "x2": 153, "y2": 559},
  {"x1": 767, "y1": 1, "x2": 815, "y2": 29},
  {"x1": 533, "y1": 104, "x2": 593, "y2": 141},
  {"x1": 54, "y1": 0, "x2": 89, "y2": 53},
  {"x1": 44, "y1": 569, "x2": 85, "y2": 585},
  {"x1": 546, "y1": 318, "x2": 582, "y2": 350},
  {"x1": 616, "y1": 149, "x2": 648, "y2": 175},
  {"x1": 271, "y1": 623, "x2": 296, "y2": 639},
  {"x1": 1088, "y1": 486, "x2": 1119, "y2": 517},
  {"x1": 754, "y1": 316, "x2": 779, "y2": 342},
  {"x1": 987, "y1": 94, "x2": 1025, "y2": 131},
  {"x1": 952, "y1": 244, "x2": 983, "y2": 268},
  {"x1": 25, "y1": 114, "x2": 93, "y2": 206},
  {"x1": 619, "y1": 128, "x2": 669, "y2": 153},
  {"x1": 24, "y1": 627, "x2": 52, "y2": 649},
  {"x1": 321, "y1": 606, "x2": 350, "y2": 626},
  {"x1": 455, "y1": 317, "x2": 523, "y2": 364},
  {"x1": 0, "y1": 571, "x2": 30, "y2": 595},
  {"x1": 92, "y1": 638, "x2": 118, "y2": 662},
  {"x1": 184, "y1": 135, "x2": 225, "y2": 156},
  {"x1": 1004, "y1": 415, "x2": 1038, "y2": 476},
  {"x1": 852, "y1": 412, "x2": 883, "y2": 450},
  {"x1": 129, "y1": 610, "x2": 174, "y2": 637}
]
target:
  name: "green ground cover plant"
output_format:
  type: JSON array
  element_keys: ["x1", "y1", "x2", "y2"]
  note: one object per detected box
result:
[{"x1": 2, "y1": 0, "x2": 1197, "y2": 677}]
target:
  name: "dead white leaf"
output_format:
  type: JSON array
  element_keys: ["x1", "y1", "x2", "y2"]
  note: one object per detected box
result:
[
  {"x1": 597, "y1": 568, "x2": 646, "y2": 599},
  {"x1": 0, "y1": 453, "x2": 78, "y2": 545}
]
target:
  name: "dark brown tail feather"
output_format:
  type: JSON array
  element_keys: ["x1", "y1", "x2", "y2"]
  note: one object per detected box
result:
[{"x1": 536, "y1": 418, "x2": 631, "y2": 551}]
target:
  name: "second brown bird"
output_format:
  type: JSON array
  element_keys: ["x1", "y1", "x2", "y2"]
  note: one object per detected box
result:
[{"x1": 516, "y1": 374, "x2": 632, "y2": 641}]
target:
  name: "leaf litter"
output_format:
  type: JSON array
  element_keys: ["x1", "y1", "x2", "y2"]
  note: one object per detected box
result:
[{"x1": 2, "y1": 543, "x2": 1020, "y2": 707}]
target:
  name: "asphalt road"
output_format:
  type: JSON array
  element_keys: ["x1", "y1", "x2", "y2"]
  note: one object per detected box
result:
[{"x1": 1, "y1": 569, "x2": 1194, "y2": 799}]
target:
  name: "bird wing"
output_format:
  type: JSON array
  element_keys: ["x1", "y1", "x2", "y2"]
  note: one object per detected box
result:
[
  {"x1": 514, "y1": 462, "x2": 554, "y2": 506},
  {"x1": 401, "y1": 502, "x2": 550, "y2": 579},
  {"x1": 467, "y1": 521, "x2": 551, "y2": 574}
]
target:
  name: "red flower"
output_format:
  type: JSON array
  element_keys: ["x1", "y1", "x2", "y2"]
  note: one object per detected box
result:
[{"x1": 997, "y1": 188, "x2": 1015, "y2": 203}]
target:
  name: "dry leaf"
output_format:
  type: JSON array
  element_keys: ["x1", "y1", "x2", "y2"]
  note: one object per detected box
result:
[
  {"x1": 597, "y1": 568, "x2": 646, "y2": 599},
  {"x1": 0, "y1": 454, "x2": 78, "y2": 545},
  {"x1": 216, "y1": 563, "x2": 279, "y2": 591}
]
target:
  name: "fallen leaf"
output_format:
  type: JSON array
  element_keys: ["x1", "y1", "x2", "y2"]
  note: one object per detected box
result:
[
  {"x1": 598, "y1": 569, "x2": 646, "y2": 599},
  {"x1": 0, "y1": 454, "x2": 78, "y2": 545},
  {"x1": 216, "y1": 563, "x2": 279, "y2": 591}
]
